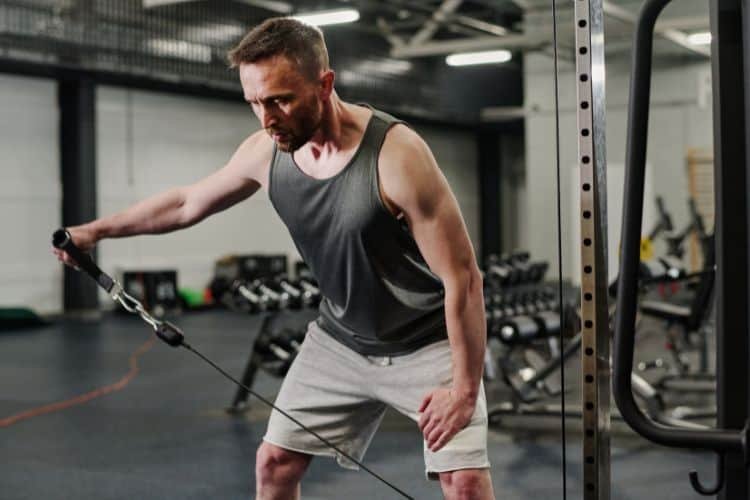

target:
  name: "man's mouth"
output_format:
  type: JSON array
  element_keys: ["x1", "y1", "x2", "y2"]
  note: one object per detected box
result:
[{"x1": 269, "y1": 129, "x2": 289, "y2": 141}]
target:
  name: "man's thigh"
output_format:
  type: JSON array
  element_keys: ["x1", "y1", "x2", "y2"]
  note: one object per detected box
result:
[
  {"x1": 368, "y1": 340, "x2": 491, "y2": 479},
  {"x1": 264, "y1": 322, "x2": 388, "y2": 469}
]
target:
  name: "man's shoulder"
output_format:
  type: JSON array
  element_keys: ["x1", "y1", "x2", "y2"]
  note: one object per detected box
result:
[
  {"x1": 377, "y1": 122, "x2": 437, "y2": 208},
  {"x1": 243, "y1": 129, "x2": 274, "y2": 151},
  {"x1": 226, "y1": 129, "x2": 275, "y2": 188},
  {"x1": 381, "y1": 122, "x2": 428, "y2": 164},
  {"x1": 237, "y1": 130, "x2": 274, "y2": 162}
]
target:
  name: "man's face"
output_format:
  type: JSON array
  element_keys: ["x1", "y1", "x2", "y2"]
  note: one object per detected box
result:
[{"x1": 239, "y1": 55, "x2": 323, "y2": 153}]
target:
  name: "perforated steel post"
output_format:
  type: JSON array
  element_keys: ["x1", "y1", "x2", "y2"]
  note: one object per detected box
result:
[{"x1": 575, "y1": 0, "x2": 611, "y2": 496}]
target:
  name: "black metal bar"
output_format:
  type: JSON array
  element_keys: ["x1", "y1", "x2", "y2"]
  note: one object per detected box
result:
[
  {"x1": 690, "y1": 454, "x2": 725, "y2": 496},
  {"x1": 714, "y1": 0, "x2": 750, "y2": 496},
  {"x1": 614, "y1": 0, "x2": 747, "y2": 457},
  {"x1": 228, "y1": 313, "x2": 273, "y2": 411},
  {"x1": 59, "y1": 78, "x2": 99, "y2": 312},
  {"x1": 478, "y1": 129, "x2": 502, "y2": 261}
]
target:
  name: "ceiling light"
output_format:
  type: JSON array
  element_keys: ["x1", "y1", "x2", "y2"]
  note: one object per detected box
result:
[
  {"x1": 687, "y1": 32, "x2": 711, "y2": 46},
  {"x1": 292, "y1": 9, "x2": 360, "y2": 27},
  {"x1": 147, "y1": 39, "x2": 212, "y2": 63},
  {"x1": 355, "y1": 59, "x2": 413, "y2": 75},
  {"x1": 446, "y1": 50, "x2": 512, "y2": 67}
]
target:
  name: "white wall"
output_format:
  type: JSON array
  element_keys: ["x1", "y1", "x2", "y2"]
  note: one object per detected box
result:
[
  {"x1": 523, "y1": 53, "x2": 713, "y2": 281},
  {"x1": 0, "y1": 74, "x2": 60, "y2": 314},
  {"x1": 96, "y1": 87, "x2": 481, "y2": 295}
]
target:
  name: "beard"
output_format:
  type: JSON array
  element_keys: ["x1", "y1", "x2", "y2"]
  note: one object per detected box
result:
[{"x1": 270, "y1": 99, "x2": 323, "y2": 153}]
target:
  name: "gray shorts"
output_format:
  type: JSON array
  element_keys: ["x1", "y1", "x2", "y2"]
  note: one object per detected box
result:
[{"x1": 263, "y1": 321, "x2": 490, "y2": 479}]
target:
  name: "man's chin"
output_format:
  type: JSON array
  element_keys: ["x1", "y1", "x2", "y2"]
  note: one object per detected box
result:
[{"x1": 275, "y1": 139, "x2": 301, "y2": 153}]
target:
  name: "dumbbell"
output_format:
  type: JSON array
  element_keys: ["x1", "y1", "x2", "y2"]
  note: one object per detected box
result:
[
  {"x1": 280, "y1": 276, "x2": 319, "y2": 308},
  {"x1": 254, "y1": 332, "x2": 296, "y2": 376},
  {"x1": 532, "y1": 289, "x2": 558, "y2": 313},
  {"x1": 255, "y1": 280, "x2": 291, "y2": 309},
  {"x1": 484, "y1": 255, "x2": 518, "y2": 286},
  {"x1": 486, "y1": 262, "x2": 521, "y2": 286},
  {"x1": 297, "y1": 277, "x2": 321, "y2": 306},
  {"x1": 496, "y1": 315, "x2": 540, "y2": 345},
  {"x1": 526, "y1": 262, "x2": 549, "y2": 283},
  {"x1": 273, "y1": 275, "x2": 304, "y2": 309},
  {"x1": 507, "y1": 251, "x2": 530, "y2": 264},
  {"x1": 274, "y1": 328, "x2": 305, "y2": 352},
  {"x1": 231, "y1": 280, "x2": 270, "y2": 313},
  {"x1": 486, "y1": 306, "x2": 512, "y2": 334},
  {"x1": 533, "y1": 310, "x2": 562, "y2": 338},
  {"x1": 255, "y1": 333, "x2": 294, "y2": 362},
  {"x1": 483, "y1": 291, "x2": 497, "y2": 307}
]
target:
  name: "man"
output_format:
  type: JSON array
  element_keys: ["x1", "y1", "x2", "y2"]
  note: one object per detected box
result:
[{"x1": 54, "y1": 17, "x2": 494, "y2": 500}]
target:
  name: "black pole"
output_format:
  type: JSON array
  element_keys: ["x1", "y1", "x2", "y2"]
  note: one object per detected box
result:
[
  {"x1": 713, "y1": 0, "x2": 750, "y2": 496},
  {"x1": 59, "y1": 78, "x2": 99, "y2": 313},
  {"x1": 745, "y1": 0, "x2": 750, "y2": 496},
  {"x1": 478, "y1": 129, "x2": 502, "y2": 261}
]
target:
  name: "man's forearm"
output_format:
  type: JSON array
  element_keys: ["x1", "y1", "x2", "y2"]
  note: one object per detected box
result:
[
  {"x1": 444, "y1": 268, "x2": 487, "y2": 400},
  {"x1": 88, "y1": 187, "x2": 190, "y2": 240}
]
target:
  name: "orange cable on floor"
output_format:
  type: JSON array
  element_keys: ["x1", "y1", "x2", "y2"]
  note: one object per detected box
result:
[{"x1": 0, "y1": 335, "x2": 157, "y2": 428}]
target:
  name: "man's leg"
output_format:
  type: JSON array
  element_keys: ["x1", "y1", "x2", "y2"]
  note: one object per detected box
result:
[
  {"x1": 255, "y1": 442, "x2": 312, "y2": 500},
  {"x1": 438, "y1": 469, "x2": 495, "y2": 500},
  {"x1": 258, "y1": 322, "x2": 387, "y2": 497},
  {"x1": 368, "y1": 340, "x2": 493, "y2": 497}
]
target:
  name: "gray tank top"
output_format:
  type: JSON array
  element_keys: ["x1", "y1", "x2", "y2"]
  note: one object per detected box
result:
[{"x1": 268, "y1": 107, "x2": 447, "y2": 356}]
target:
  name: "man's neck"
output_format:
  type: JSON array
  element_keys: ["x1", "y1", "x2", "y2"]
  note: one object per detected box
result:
[{"x1": 305, "y1": 94, "x2": 353, "y2": 159}]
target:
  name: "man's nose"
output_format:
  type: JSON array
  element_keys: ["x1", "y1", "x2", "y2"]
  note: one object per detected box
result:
[{"x1": 259, "y1": 106, "x2": 277, "y2": 130}]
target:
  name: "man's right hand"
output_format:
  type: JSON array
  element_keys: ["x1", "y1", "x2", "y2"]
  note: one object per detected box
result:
[{"x1": 52, "y1": 225, "x2": 98, "y2": 268}]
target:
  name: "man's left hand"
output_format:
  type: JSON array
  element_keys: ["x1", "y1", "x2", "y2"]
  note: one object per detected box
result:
[{"x1": 418, "y1": 387, "x2": 476, "y2": 452}]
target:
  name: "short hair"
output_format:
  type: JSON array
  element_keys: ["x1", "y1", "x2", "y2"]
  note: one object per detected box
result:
[{"x1": 227, "y1": 17, "x2": 329, "y2": 80}]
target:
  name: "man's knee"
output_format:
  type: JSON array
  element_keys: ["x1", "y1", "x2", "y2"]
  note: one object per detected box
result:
[
  {"x1": 439, "y1": 469, "x2": 493, "y2": 500},
  {"x1": 255, "y1": 442, "x2": 311, "y2": 487}
]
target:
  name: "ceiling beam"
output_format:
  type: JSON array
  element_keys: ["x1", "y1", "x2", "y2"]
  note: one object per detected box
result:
[
  {"x1": 449, "y1": 14, "x2": 508, "y2": 36},
  {"x1": 384, "y1": 0, "x2": 510, "y2": 38},
  {"x1": 409, "y1": 0, "x2": 464, "y2": 45}
]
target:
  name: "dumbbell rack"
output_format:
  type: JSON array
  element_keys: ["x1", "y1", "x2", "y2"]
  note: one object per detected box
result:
[
  {"x1": 212, "y1": 267, "x2": 322, "y2": 414},
  {"x1": 225, "y1": 310, "x2": 313, "y2": 414},
  {"x1": 226, "y1": 313, "x2": 273, "y2": 413}
]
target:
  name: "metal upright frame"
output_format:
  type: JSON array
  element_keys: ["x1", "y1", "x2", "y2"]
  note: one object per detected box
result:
[
  {"x1": 613, "y1": 0, "x2": 749, "y2": 496},
  {"x1": 711, "y1": 0, "x2": 750, "y2": 496},
  {"x1": 575, "y1": 0, "x2": 611, "y2": 496}
]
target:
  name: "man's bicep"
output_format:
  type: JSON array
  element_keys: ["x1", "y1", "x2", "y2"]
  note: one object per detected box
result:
[
  {"x1": 380, "y1": 126, "x2": 477, "y2": 280},
  {"x1": 408, "y1": 184, "x2": 478, "y2": 283},
  {"x1": 396, "y1": 145, "x2": 477, "y2": 281},
  {"x1": 183, "y1": 166, "x2": 260, "y2": 222}
]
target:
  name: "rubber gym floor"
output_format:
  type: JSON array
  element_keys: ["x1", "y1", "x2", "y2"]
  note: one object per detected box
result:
[{"x1": 2, "y1": 310, "x2": 713, "y2": 499}]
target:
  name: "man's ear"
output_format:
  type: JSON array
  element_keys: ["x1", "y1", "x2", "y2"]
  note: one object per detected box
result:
[{"x1": 319, "y1": 70, "x2": 335, "y2": 101}]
